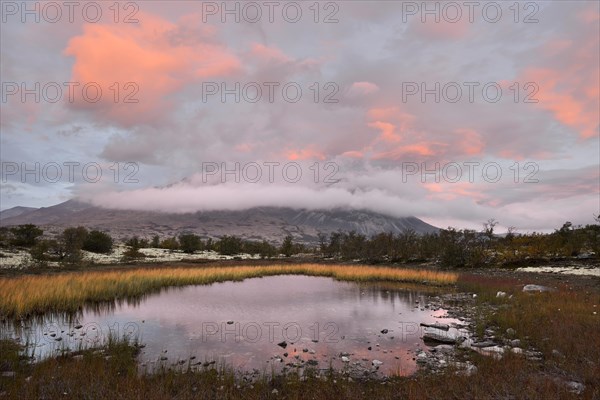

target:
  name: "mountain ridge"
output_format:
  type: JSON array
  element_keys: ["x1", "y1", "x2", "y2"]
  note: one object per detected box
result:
[{"x1": 0, "y1": 200, "x2": 439, "y2": 243}]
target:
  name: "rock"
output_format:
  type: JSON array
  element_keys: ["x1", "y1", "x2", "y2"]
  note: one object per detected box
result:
[
  {"x1": 226, "y1": 321, "x2": 234, "y2": 325},
  {"x1": 283, "y1": 352, "x2": 288, "y2": 357},
  {"x1": 420, "y1": 322, "x2": 450, "y2": 331},
  {"x1": 277, "y1": 341, "x2": 287, "y2": 349},
  {"x1": 522, "y1": 284, "x2": 553, "y2": 293},
  {"x1": 372, "y1": 360, "x2": 383, "y2": 367},
  {"x1": 496, "y1": 291, "x2": 507, "y2": 298},
  {"x1": 472, "y1": 294, "x2": 477, "y2": 298},
  {"x1": 302, "y1": 348, "x2": 308, "y2": 353},
  {"x1": 423, "y1": 327, "x2": 458, "y2": 344},
  {"x1": 74, "y1": 324, "x2": 83, "y2": 329},
  {"x1": 73, "y1": 355, "x2": 84, "y2": 361},
  {"x1": 463, "y1": 364, "x2": 478, "y2": 376},
  {"x1": 380, "y1": 329, "x2": 389, "y2": 334},
  {"x1": 341, "y1": 356, "x2": 350, "y2": 363},
  {"x1": 510, "y1": 339, "x2": 521, "y2": 347},
  {"x1": 1, "y1": 372, "x2": 15, "y2": 378},
  {"x1": 565, "y1": 381, "x2": 585, "y2": 395},
  {"x1": 367, "y1": 346, "x2": 372, "y2": 351},
  {"x1": 271, "y1": 389, "x2": 279, "y2": 395},
  {"x1": 506, "y1": 328, "x2": 516, "y2": 336},
  {"x1": 511, "y1": 347, "x2": 523, "y2": 354},
  {"x1": 480, "y1": 346, "x2": 505, "y2": 356},
  {"x1": 471, "y1": 341, "x2": 496, "y2": 348},
  {"x1": 551, "y1": 349, "x2": 565, "y2": 359},
  {"x1": 525, "y1": 350, "x2": 543, "y2": 361},
  {"x1": 306, "y1": 360, "x2": 318, "y2": 366}
]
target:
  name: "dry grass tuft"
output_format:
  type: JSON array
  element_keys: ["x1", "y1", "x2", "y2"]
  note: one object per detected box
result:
[{"x1": 0, "y1": 264, "x2": 457, "y2": 318}]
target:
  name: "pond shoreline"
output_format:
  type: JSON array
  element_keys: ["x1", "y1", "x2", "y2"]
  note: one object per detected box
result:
[{"x1": 1, "y1": 262, "x2": 598, "y2": 398}]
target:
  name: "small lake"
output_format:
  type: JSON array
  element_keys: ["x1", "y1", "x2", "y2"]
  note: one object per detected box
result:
[{"x1": 4, "y1": 275, "x2": 457, "y2": 376}]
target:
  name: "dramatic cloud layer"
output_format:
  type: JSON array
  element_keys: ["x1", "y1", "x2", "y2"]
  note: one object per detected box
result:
[{"x1": 1, "y1": 1, "x2": 598, "y2": 232}]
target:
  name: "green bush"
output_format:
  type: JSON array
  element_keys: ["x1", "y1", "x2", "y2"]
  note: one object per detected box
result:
[{"x1": 83, "y1": 230, "x2": 113, "y2": 254}]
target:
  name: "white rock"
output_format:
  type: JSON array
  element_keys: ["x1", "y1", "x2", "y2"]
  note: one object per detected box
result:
[
  {"x1": 481, "y1": 346, "x2": 505, "y2": 355},
  {"x1": 522, "y1": 284, "x2": 553, "y2": 292},
  {"x1": 372, "y1": 360, "x2": 383, "y2": 367},
  {"x1": 566, "y1": 381, "x2": 585, "y2": 395},
  {"x1": 511, "y1": 347, "x2": 523, "y2": 354},
  {"x1": 423, "y1": 327, "x2": 459, "y2": 344}
]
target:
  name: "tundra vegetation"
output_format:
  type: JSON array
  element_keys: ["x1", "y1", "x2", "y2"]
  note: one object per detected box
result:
[
  {"x1": 0, "y1": 218, "x2": 598, "y2": 398},
  {"x1": 1, "y1": 271, "x2": 598, "y2": 399},
  {"x1": 0, "y1": 218, "x2": 597, "y2": 268}
]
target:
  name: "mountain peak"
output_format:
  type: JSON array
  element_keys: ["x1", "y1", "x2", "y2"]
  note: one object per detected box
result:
[{"x1": 0, "y1": 201, "x2": 438, "y2": 243}]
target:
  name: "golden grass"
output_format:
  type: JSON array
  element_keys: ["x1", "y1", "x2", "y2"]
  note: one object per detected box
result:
[{"x1": 0, "y1": 264, "x2": 457, "y2": 318}]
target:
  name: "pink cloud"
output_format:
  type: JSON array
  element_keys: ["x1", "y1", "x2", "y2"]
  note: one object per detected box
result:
[
  {"x1": 368, "y1": 121, "x2": 401, "y2": 143},
  {"x1": 64, "y1": 12, "x2": 241, "y2": 126},
  {"x1": 368, "y1": 107, "x2": 400, "y2": 120},
  {"x1": 235, "y1": 143, "x2": 255, "y2": 153},
  {"x1": 373, "y1": 142, "x2": 441, "y2": 160},
  {"x1": 423, "y1": 182, "x2": 487, "y2": 202},
  {"x1": 250, "y1": 43, "x2": 292, "y2": 63},
  {"x1": 349, "y1": 81, "x2": 379, "y2": 96},
  {"x1": 341, "y1": 151, "x2": 364, "y2": 159},
  {"x1": 523, "y1": 68, "x2": 598, "y2": 139},
  {"x1": 285, "y1": 147, "x2": 326, "y2": 161},
  {"x1": 454, "y1": 128, "x2": 484, "y2": 156}
]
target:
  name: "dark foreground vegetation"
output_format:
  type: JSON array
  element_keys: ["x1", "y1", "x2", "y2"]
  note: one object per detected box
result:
[
  {"x1": 1, "y1": 271, "x2": 598, "y2": 399},
  {"x1": 0, "y1": 217, "x2": 597, "y2": 398}
]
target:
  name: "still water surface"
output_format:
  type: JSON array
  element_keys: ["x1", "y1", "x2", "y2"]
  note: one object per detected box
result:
[{"x1": 6, "y1": 275, "x2": 456, "y2": 375}]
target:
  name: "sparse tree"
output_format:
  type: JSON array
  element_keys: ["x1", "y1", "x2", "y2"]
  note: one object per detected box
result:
[
  {"x1": 29, "y1": 239, "x2": 54, "y2": 266},
  {"x1": 61, "y1": 226, "x2": 88, "y2": 265},
  {"x1": 483, "y1": 218, "x2": 498, "y2": 240},
  {"x1": 160, "y1": 237, "x2": 179, "y2": 252},
  {"x1": 82, "y1": 230, "x2": 113, "y2": 254},
  {"x1": 281, "y1": 235, "x2": 294, "y2": 257},
  {"x1": 215, "y1": 236, "x2": 242, "y2": 255},
  {"x1": 506, "y1": 226, "x2": 517, "y2": 241},
  {"x1": 125, "y1": 236, "x2": 142, "y2": 250},
  {"x1": 123, "y1": 235, "x2": 146, "y2": 260},
  {"x1": 179, "y1": 233, "x2": 202, "y2": 254},
  {"x1": 259, "y1": 240, "x2": 276, "y2": 259},
  {"x1": 9, "y1": 224, "x2": 43, "y2": 247},
  {"x1": 317, "y1": 232, "x2": 327, "y2": 256}
]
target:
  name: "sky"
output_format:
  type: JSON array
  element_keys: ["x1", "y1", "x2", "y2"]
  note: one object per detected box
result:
[{"x1": 1, "y1": 0, "x2": 599, "y2": 232}]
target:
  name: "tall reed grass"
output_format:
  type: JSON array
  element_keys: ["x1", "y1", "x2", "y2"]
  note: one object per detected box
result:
[{"x1": 0, "y1": 264, "x2": 457, "y2": 318}]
